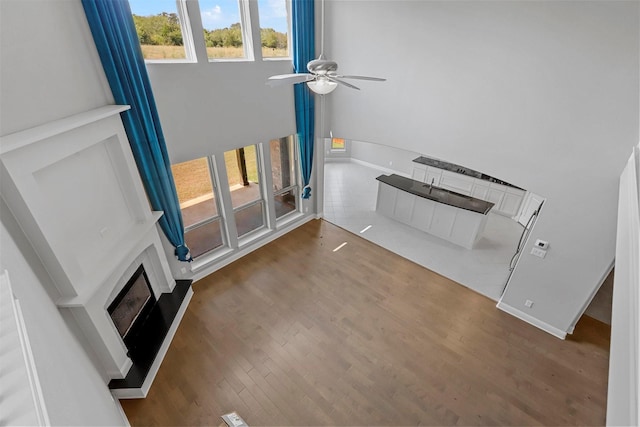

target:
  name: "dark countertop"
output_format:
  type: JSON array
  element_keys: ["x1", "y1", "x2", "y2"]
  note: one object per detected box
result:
[
  {"x1": 376, "y1": 174, "x2": 495, "y2": 215},
  {"x1": 413, "y1": 156, "x2": 523, "y2": 190}
]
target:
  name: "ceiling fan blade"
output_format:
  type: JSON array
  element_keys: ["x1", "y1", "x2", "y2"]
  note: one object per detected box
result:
[
  {"x1": 328, "y1": 76, "x2": 360, "y2": 90},
  {"x1": 332, "y1": 74, "x2": 386, "y2": 82},
  {"x1": 266, "y1": 73, "x2": 315, "y2": 87}
]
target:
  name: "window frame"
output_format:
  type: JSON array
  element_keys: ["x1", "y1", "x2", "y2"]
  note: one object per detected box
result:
[
  {"x1": 197, "y1": 0, "x2": 255, "y2": 62},
  {"x1": 224, "y1": 144, "x2": 268, "y2": 240},
  {"x1": 270, "y1": 136, "x2": 300, "y2": 221},
  {"x1": 182, "y1": 157, "x2": 223, "y2": 233},
  {"x1": 175, "y1": 156, "x2": 228, "y2": 259},
  {"x1": 258, "y1": 0, "x2": 292, "y2": 61},
  {"x1": 130, "y1": 0, "x2": 292, "y2": 64},
  {"x1": 129, "y1": 0, "x2": 197, "y2": 63}
]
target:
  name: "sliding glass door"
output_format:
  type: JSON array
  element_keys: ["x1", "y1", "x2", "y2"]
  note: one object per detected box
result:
[
  {"x1": 171, "y1": 157, "x2": 225, "y2": 258},
  {"x1": 224, "y1": 144, "x2": 266, "y2": 238},
  {"x1": 170, "y1": 137, "x2": 301, "y2": 261}
]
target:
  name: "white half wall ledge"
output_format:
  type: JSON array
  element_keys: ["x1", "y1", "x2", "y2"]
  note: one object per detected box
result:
[{"x1": 496, "y1": 300, "x2": 568, "y2": 340}]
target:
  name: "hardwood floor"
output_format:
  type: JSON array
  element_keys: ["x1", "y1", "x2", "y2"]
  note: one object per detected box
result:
[{"x1": 121, "y1": 219, "x2": 610, "y2": 426}]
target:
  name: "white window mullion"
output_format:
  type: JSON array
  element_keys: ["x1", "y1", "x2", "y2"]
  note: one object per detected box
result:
[
  {"x1": 182, "y1": 0, "x2": 209, "y2": 63},
  {"x1": 260, "y1": 142, "x2": 278, "y2": 229},
  {"x1": 239, "y1": 0, "x2": 257, "y2": 61},
  {"x1": 212, "y1": 154, "x2": 239, "y2": 249}
]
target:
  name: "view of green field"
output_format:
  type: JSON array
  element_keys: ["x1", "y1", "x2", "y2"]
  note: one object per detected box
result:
[
  {"x1": 140, "y1": 45, "x2": 288, "y2": 60},
  {"x1": 133, "y1": 13, "x2": 288, "y2": 60}
]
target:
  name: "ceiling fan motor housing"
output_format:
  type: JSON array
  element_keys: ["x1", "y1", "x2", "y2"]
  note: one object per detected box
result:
[{"x1": 307, "y1": 58, "x2": 338, "y2": 75}]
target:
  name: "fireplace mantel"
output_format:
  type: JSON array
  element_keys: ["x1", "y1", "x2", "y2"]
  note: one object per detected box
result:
[
  {"x1": 0, "y1": 105, "x2": 169, "y2": 302},
  {"x1": 0, "y1": 105, "x2": 191, "y2": 395},
  {"x1": 56, "y1": 211, "x2": 163, "y2": 308}
]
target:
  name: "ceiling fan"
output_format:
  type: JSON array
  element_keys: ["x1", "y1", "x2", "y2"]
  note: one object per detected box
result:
[{"x1": 266, "y1": 0, "x2": 386, "y2": 95}]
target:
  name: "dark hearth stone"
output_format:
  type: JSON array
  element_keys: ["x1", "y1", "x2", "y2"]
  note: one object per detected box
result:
[{"x1": 108, "y1": 280, "x2": 191, "y2": 391}]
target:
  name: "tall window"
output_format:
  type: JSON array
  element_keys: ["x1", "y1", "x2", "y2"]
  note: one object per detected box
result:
[
  {"x1": 129, "y1": 0, "x2": 191, "y2": 60},
  {"x1": 171, "y1": 157, "x2": 225, "y2": 258},
  {"x1": 199, "y1": 0, "x2": 247, "y2": 60},
  {"x1": 224, "y1": 145, "x2": 265, "y2": 238},
  {"x1": 270, "y1": 136, "x2": 298, "y2": 219},
  {"x1": 257, "y1": 0, "x2": 289, "y2": 58}
]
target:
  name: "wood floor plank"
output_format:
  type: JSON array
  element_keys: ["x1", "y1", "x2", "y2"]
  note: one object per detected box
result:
[{"x1": 121, "y1": 219, "x2": 610, "y2": 426}]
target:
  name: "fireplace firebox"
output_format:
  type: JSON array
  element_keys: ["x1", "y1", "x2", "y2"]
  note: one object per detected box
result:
[{"x1": 107, "y1": 264, "x2": 155, "y2": 355}]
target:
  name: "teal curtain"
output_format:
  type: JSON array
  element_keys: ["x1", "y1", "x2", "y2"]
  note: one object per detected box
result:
[
  {"x1": 81, "y1": 0, "x2": 191, "y2": 261},
  {"x1": 292, "y1": 0, "x2": 315, "y2": 199}
]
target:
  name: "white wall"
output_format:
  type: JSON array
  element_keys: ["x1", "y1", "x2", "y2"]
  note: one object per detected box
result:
[
  {"x1": 147, "y1": 59, "x2": 297, "y2": 163},
  {"x1": 0, "y1": 201, "x2": 126, "y2": 426},
  {"x1": 0, "y1": 0, "x2": 113, "y2": 134},
  {"x1": 325, "y1": 1, "x2": 639, "y2": 334},
  {"x1": 0, "y1": 0, "x2": 127, "y2": 424}
]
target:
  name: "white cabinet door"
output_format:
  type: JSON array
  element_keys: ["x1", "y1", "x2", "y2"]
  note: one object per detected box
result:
[
  {"x1": 425, "y1": 167, "x2": 442, "y2": 187},
  {"x1": 501, "y1": 191, "x2": 524, "y2": 217},
  {"x1": 411, "y1": 165, "x2": 427, "y2": 182},
  {"x1": 410, "y1": 195, "x2": 435, "y2": 230},
  {"x1": 440, "y1": 171, "x2": 474, "y2": 195},
  {"x1": 471, "y1": 182, "x2": 489, "y2": 201},
  {"x1": 394, "y1": 189, "x2": 416, "y2": 223},
  {"x1": 487, "y1": 187, "x2": 505, "y2": 207},
  {"x1": 430, "y1": 203, "x2": 457, "y2": 238}
]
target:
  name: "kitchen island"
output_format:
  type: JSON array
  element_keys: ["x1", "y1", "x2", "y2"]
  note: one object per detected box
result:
[{"x1": 376, "y1": 174, "x2": 494, "y2": 249}]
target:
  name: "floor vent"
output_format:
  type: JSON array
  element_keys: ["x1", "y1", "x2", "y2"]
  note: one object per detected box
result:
[{"x1": 221, "y1": 412, "x2": 248, "y2": 427}]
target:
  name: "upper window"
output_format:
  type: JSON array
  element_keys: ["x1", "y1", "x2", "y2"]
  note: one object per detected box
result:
[
  {"x1": 257, "y1": 0, "x2": 289, "y2": 58},
  {"x1": 199, "y1": 0, "x2": 247, "y2": 60},
  {"x1": 129, "y1": 0, "x2": 190, "y2": 61}
]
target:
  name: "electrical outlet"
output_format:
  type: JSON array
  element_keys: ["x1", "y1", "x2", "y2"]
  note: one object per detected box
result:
[
  {"x1": 525, "y1": 299, "x2": 534, "y2": 308},
  {"x1": 531, "y1": 247, "x2": 547, "y2": 258}
]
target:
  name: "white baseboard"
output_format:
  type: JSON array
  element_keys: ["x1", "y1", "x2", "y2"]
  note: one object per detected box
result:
[
  {"x1": 112, "y1": 286, "x2": 194, "y2": 399},
  {"x1": 111, "y1": 394, "x2": 131, "y2": 426},
  {"x1": 496, "y1": 300, "x2": 567, "y2": 339},
  {"x1": 567, "y1": 260, "x2": 615, "y2": 332}
]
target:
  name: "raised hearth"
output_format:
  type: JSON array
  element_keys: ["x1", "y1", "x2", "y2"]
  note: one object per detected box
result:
[{"x1": 109, "y1": 280, "x2": 191, "y2": 398}]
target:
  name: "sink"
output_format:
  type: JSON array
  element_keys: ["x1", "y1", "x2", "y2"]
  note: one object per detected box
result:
[{"x1": 422, "y1": 186, "x2": 448, "y2": 197}]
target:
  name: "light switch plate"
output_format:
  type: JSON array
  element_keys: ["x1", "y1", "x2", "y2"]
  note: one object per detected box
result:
[{"x1": 531, "y1": 247, "x2": 547, "y2": 258}]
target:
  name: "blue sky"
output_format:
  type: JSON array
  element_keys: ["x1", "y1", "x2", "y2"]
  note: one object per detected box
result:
[{"x1": 129, "y1": 0, "x2": 288, "y2": 33}]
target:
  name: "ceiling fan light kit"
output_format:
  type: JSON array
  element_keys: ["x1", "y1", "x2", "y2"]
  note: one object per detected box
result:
[
  {"x1": 266, "y1": 0, "x2": 385, "y2": 95},
  {"x1": 306, "y1": 78, "x2": 338, "y2": 95}
]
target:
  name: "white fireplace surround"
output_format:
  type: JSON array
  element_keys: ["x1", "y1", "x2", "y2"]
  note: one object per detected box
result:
[{"x1": 0, "y1": 106, "x2": 180, "y2": 385}]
